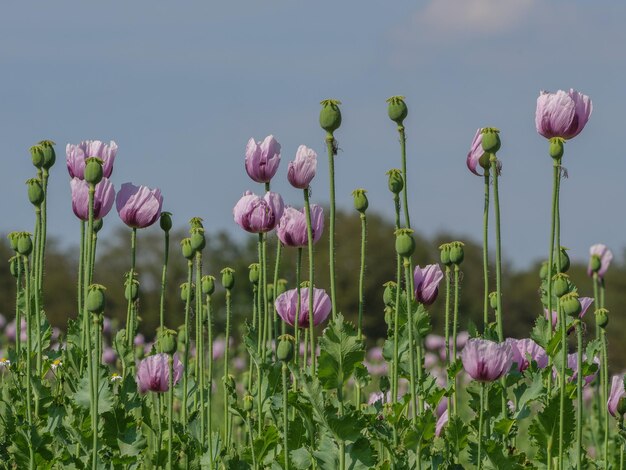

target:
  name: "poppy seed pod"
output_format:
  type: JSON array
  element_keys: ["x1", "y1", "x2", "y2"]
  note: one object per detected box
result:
[
  {"x1": 560, "y1": 293, "x2": 581, "y2": 318},
  {"x1": 539, "y1": 261, "x2": 550, "y2": 280},
  {"x1": 555, "y1": 247, "x2": 570, "y2": 273},
  {"x1": 181, "y1": 238, "x2": 194, "y2": 260},
  {"x1": 39, "y1": 140, "x2": 56, "y2": 169},
  {"x1": 17, "y1": 233, "x2": 33, "y2": 256},
  {"x1": 275, "y1": 279, "x2": 288, "y2": 297},
  {"x1": 386, "y1": 96, "x2": 408, "y2": 125},
  {"x1": 30, "y1": 145, "x2": 45, "y2": 169},
  {"x1": 157, "y1": 327, "x2": 178, "y2": 355},
  {"x1": 319, "y1": 99, "x2": 342, "y2": 133},
  {"x1": 201, "y1": 275, "x2": 215, "y2": 296},
  {"x1": 395, "y1": 229, "x2": 415, "y2": 258},
  {"x1": 489, "y1": 292, "x2": 498, "y2": 310},
  {"x1": 277, "y1": 336, "x2": 295, "y2": 363},
  {"x1": 221, "y1": 268, "x2": 235, "y2": 290},
  {"x1": 160, "y1": 212, "x2": 173, "y2": 232},
  {"x1": 386, "y1": 169, "x2": 404, "y2": 194},
  {"x1": 180, "y1": 282, "x2": 195, "y2": 302},
  {"x1": 93, "y1": 218, "x2": 104, "y2": 233},
  {"x1": 190, "y1": 228, "x2": 206, "y2": 252},
  {"x1": 248, "y1": 263, "x2": 260, "y2": 285},
  {"x1": 7, "y1": 232, "x2": 20, "y2": 252},
  {"x1": 125, "y1": 278, "x2": 139, "y2": 302},
  {"x1": 243, "y1": 395, "x2": 254, "y2": 412},
  {"x1": 26, "y1": 178, "x2": 44, "y2": 206},
  {"x1": 383, "y1": 281, "x2": 396, "y2": 307},
  {"x1": 588, "y1": 244, "x2": 613, "y2": 279},
  {"x1": 449, "y1": 242, "x2": 465, "y2": 265},
  {"x1": 549, "y1": 137, "x2": 565, "y2": 160},
  {"x1": 481, "y1": 128, "x2": 501, "y2": 154},
  {"x1": 84, "y1": 158, "x2": 104, "y2": 185},
  {"x1": 86, "y1": 284, "x2": 106, "y2": 314},
  {"x1": 589, "y1": 255, "x2": 602, "y2": 273},
  {"x1": 552, "y1": 273, "x2": 570, "y2": 298},
  {"x1": 595, "y1": 308, "x2": 609, "y2": 329},
  {"x1": 352, "y1": 189, "x2": 368, "y2": 213},
  {"x1": 439, "y1": 244, "x2": 452, "y2": 267}
]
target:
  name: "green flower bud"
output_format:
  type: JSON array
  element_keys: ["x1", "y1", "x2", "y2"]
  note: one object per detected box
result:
[
  {"x1": 248, "y1": 263, "x2": 260, "y2": 285},
  {"x1": 439, "y1": 244, "x2": 452, "y2": 267},
  {"x1": 39, "y1": 140, "x2": 56, "y2": 169},
  {"x1": 449, "y1": 242, "x2": 465, "y2": 265},
  {"x1": 319, "y1": 99, "x2": 342, "y2": 133},
  {"x1": 552, "y1": 273, "x2": 570, "y2": 298},
  {"x1": 93, "y1": 218, "x2": 103, "y2": 233},
  {"x1": 277, "y1": 335, "x2": 295, "y2": 362},
  {"x1": 560, "y1": 293, "x2": 581, "y2": 318},
  {"x1": 9, "y1": 256, "x2": 20, "y2": 278},
  {"x1": 589, "y1": 254, "x2": 602, "y2": 273},
  {"x1": 189, "y1": 217, "x2": 204, "y2": 230},
  {"x1": 379, "y1": 375, "x2": 391, "y2": 394},
  {"x1": 16, "y1": 232, "x2": 33, "y2": 256},
  {"x1": 7, "y1": 232, "x2": 20, "y2": 252},
  {"x1": 595, "y1": 308, "x2": 609, "y2": 329},
  {"x1": 221, "y1": 267, "x2": 235, "y2": 290},
  {"x1": 386, "y1": 96, "x2": 408, "y2": 125},
  {"x1": 243, "y1": 394, "x2": 254, "y2": 412},
  {"x1": 555, "y1": 247, "x2": 570, "y2": 273},
  {"x1": 539, "y1": 261, "x2": 550, "y2": 280},
  {"x1": 86, "y1": 284, "x2": 106, "y2": 314},
  {"x1": 26, "y1": 178, "x2": 44, "y2": 206},
  {"x1": 386, "y1": 169, "x2": 404, "y2": 194},
  {"x1": 180, "y1": 282, "x2": 195, "y2": 302},
  {"x1": 160, "y1": 212, "x2": 173, "y2": 232},
  {"x1": 84, "y1": 157, "x2": 104, "y2": 185},
  {"x1": 30, "y1": 145, "x2": 44, "y2": 169},
  {"x1": 352, "y1": 188, "x2": 368, "y2": 213},
  {"x1": 181, "y1": 238, "x2": 195, "y2": 260},
  {"x1": 489, "y1": 292, "x2": 498, "y2": 310},
  {"x1": 201, "y1": 275, "x2": 216, "y2": 296},
  {"x1": 157, "y1": 327, "x2": 178, "y2": 355},
  {"x1": 395, "y1": 229, "x2": 415, "y2": 258},
  {"x1": 275, "y1": 279, "x2": 288, "y2": 297},
  {"x1": 549, "y1": 137, "x2": 565, "y2": 160},
  {"x1": 481, "y1": 128, "x2": 501, "y2": 154},
  {"x1": 190, "y1": 228, "x2": 206, "y2": 252},
  {"x1": 383, "y1": 281, "x2": 396, "y2": 307},
  {"x1": 177, "y1": 325, "x2": 187, "y2": 348}
]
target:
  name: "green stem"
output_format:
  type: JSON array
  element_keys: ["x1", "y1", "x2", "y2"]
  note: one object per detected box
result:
[
  {"x1": 155, "y1": 393, "x2": 163, "y2": 465},
  {"x1": 160, "y1": 231, "x2": 170, "y2": 332},
  {"x1": 247, "y1": 415, "x2": 258, "y2": 470},
  {"x1": 34, "y1": 208, "x2": 42, "y2": 378},
  {"x1": 490, "y1": 158, "x2": 503, "y2": 341},
  {"x1": 303, "y1": 188, "x2": 316, "y2": 374},
  {"x1": 125, "y1": 228, "x2": 137, "y2": 350},
  {"x1": 478, "y1": 382, "x2": 485, "y2": 470},
  {"x1": 444, "y1": 266, "x2": 451, "y2": 370},
  {"x1": 15, "y1": 258, "x2": 23, "y2": 357},
  {"x1": 272, "y1": 239, "x2": 282, "y2": 356},
  {"x1": 168, "y1": 356, "x2": 174, "y2": 470},
  {"x1": 404, "y1": 258, "x2": 418, "y2": 420},
  {"x1": 260, "y1": 233, "x2": 269, "y2": 361},
  {"x1": 78, "y1": 221, "x2": 84, "y2": 349},
  {"x1": 282, "y1": 362, "x2": 290, "y2": 470},
  {"x1": 576, "y1": 322, "x2": 583, "y2": 470},
  {"x1": 23, "y1": 257, "x2": 33, "y2": 427},
  {"x1": 224, "y1": 289, "x2": 232, "y2": 446},
  {"x1": 398, "y1": 126, "x2": 411, "y2": 230},
  {"x1": 482, "y1": 171, "x2": 490, "y2": 331},
  {"x1": 294, "y1": 248, "x2": 302, "y2": 377},
  {"x1": 326, "y1": 133, "x2": 337, "y2": 320},
  {"x1": 206, "y1": 294, "x2": 214, "y2": 468},
  {"x1": 195, "y1": 252, "x2": 205, "y2": 445},
  {"x1": 452, "y1": 265, "x2": 460, "y2": 416},
  {"x1": 40, "y1": 170, "x2": 48, "y2": 299},
  {"x1": 182, "y1": 260, "x2": 193, "y2": 424},
  {"x1": 392, "y1": 193, "x2": 401, "y2": 418},
  {"x1": 602, "y1": 329, "x2": 609, "y2": 467},
  {"x1": 356, "y1": 212, "x2": 366, "y2": 406}
]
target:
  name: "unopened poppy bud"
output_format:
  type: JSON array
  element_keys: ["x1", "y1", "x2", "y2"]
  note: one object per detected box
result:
[
  {"x1": 221, "y1": 267, "x2": 235, "y2": 290},
  {"x1": 160, "y1": 212, "x2": 173, "y2": 232},
  {"x1": 319, "y1": 99, "x2": 342, "y2": 133},
  {"x1": 595, "y1": 308, "x2": 609, "y2": 329},
  {"x1": 93, "y1": 218, "x2": 104, "y2": 233},
  {"x1": 449, "y1": 242, "x2": 465, "y2": 265},
  {"x1": 9, "y1": 256, "x2": 20, "y2": 278},
  {"x1": 243, "y1": 394, "x2": 254, "y2": 412},
  {"x1": 201, "y1": 275, "x2": 215, "y2": 296},
  {"x1": 180, "y1": 282, "x2": 195, "y2": 302},
  {"x1": 84, "y1": 157, "x2": 104, "y2": 185},
  {"x1": 439, "y1": 244, "x2": 452, "y2": 266},
  {"x1": 39, "y1": 140, "x2": 56, "y2": 169},
  {"x1": 560, "y1": 293, "x2": 581, "y2": 318},
  {"x1": 86, "y1": 284, "x2": 106, "y2": 314},
  {"x1": 30, "y1": 145, "x2": 44, "y2": 169},
  {"x1": 248, "y1": 263, "x2": 260, "y2": 285},
  {"x1": 380, "y1": 375, "x2": 391, "y2": 393},
  {"x1": 589, "y1": 254, "x2": 602, "y2": 273},
  {"x1": 352, "y1": 189, "x2": 368, "y2": 213},
  {"x1": 555, "y1": 247, "x2": 570, "y2": 273},
  {"x1": 383, "y1": 281, "x2": 396, "y2": 307},
  {"x1": 553, "y1": 273, "x2": 570, "y2": 298},
  {"x1": 539, "y1": 261, "x2": 550, "y2": 280},
  {"x1": 277, "y1": 335, "x2": 295, "y2": 362},
  {"x1": 190, "y1": 228, "x2": 206, "y2": 252},
  {"x1": 181, "y1": 238, "x2": 194, "y2": 260},
  {"x1": 26, "y1": 178, "x2": 44, "y2": 206},
  {"x1": 386, "y1": 169, "x2": 404, "y2": 194},
  {"x1": 617, "y1": 395, "x2": 626, "y2": 417},
  {"x1": 275, "y1": 279, "x2": 288, "y2": 297},
  {"x1": 481, "y1": 128, "x2": 501, "y2": 154},
  {"x1": 17, "y1": 233, "x2": 33, "y2": 256},
  {"x1": 489, "y1": 292, "x2": 498, "y2": 310},
  {"x1": 189, "y1": 217, "x2": 204, "y2": 230},
  {"x1": 157, "y1": 327, "x2": 178, "y2": 355},
  {"x1": 386, "y1": 96, "x2": 408, "y2": 125},
  {"x1": 549, "y1": 137, "x2": 565, "y2": 160},
  {"x1": 7, "y1": 232, "x2": 20, "y2": 252},
  {"x1": 395, "y1": 229, "x2": 415, "y2": 258}
]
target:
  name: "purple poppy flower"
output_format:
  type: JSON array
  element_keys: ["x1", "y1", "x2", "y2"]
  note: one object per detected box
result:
[
  {"x1": 367, "y1": 346, "x2": 384, "y2": 362},
  {"x1": 505, "y1": 338, "x2": 548, "y2": 372},
  {"x1": 233, "y1": 191, "x2": 284, "y2": 233},
  {"x1": 102, "y1": 347, "x2": 117, "y2": 365},
  {"x1": 276, "y1": 205, "x2": 324, "y2": 247},
  {"x1": 70, "y1": 177, "x2": 115, "y2": 221},
  {"x1": 287, "y1": 145, "x2": 317, "y2": 189},
  {"x1": 136, "y1": 353, "x2": 183, "y2": 393},
  {"x1": 245, "y1": 135, "x2": 281, "y2": 183},
  {"x1": 413, "y1": 264, "x2": 444, "y2": 305},
  {"x1": 436, "y1": 409, "x2": 448, "y2": 437},
  {"x1": 588, "y1": 244, "x2": 613, "y2": 279},
  {"x1": 467, "y1": 129, "x2": 486, "y2": 176},
  {"x1": 461, "y1": 338, "x2": 513, "y2": 382},
  {"x1": 116, "y1": 183, "x2": 163, "y2": 229},
  {"x1": 535, "y1": 89, "x2": 592, "y2": 140},
  {"x1": 66, "y1": 140, "x2": 117, "y2": 180},
  {"x1": 275, "y1": 287, "x2": 331, "y2": 329},
  {"x1": 425, "y1": 334, "x2": 446, "y2": 351},
  {"x1": 608, "y1": 375, "x2": 626, "y2": 418},
  {"x1": 554, "y1": 353, "x2": 599, "y2": 385}
]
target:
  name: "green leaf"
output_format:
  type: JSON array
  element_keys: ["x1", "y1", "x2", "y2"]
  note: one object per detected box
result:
[
  {"x1": 345, "y1": 437, "x2": 377, "y2": 469},
  {"x1": 72, "y1": 366, "x2": 114, "y2": 414},
  {"x1": 404, "y1": 413, "x2": 436, "y2": 450},
  {"x1": 529, "y1": 394, "x2": 575, "y2": 464},
  {"x1": 253, "y1": 425, "x2": 280, "y2": 463},
  {"x1": 313, "y1": 433, "x2": 339, "y2": 470},
  {"x1": 290, "y1": 447, "x2": 312, "y2": 469},
  {"x1": 445, "y1": 416, "x2": 469, "y2": 454},
  {"x1": 483, "y1": 439, "x2": 527, "y2": 469}
]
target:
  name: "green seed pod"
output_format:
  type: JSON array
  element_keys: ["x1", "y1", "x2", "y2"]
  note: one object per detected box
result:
[
  {"x1": 481, "y1": 128, "x2": 501, "y2": 154},
  {"x1": 552, "y1": 273, "x2": 570, "y2": 298},
  {"x1": 386, "y1": 96, "x2": 408, "y2": 125},
  {"x1": 595, "y1": 308, "x2": 609, "y2": 329},
  {"x1": 386, "y1": 169, "x2": 404, "y2": 195},
  {"x1": 379, "y1": 375, "x2": 391, "y2": 394},
  {"x1": 267, "y1": 283, "x2": 275, "y2": 302},
  {"x1": 560, "y1": 293, "x2": 581, "y2": 318},
  {"x1": 30, "y1": 145, "x2": 44, "y2": 169},
  {"x1": 93, "y1": 218, "x2": 104, "y2": 233},
  {"x1": 555, "y1": 247, "x2": 570, "y2": 273},
  {"x1": 26, "y1": 178, "x2": 44, "y2": 206},
  {"x1": 589, "y1": 255, "x2": 602, "y2": 273},
  {"x1": 319, "y1": 99, "x2": 342, "y2": 133},
  {"x1": 352, "y1": 189, "x2": 368, "y2": 214},
  {"x1": 243, "y1": 395, "x2": 254, "y2": 412},
  {"x1": 489, "y1": 292, "x2": 498, "y2": 310},
  {"x1": 16, "y1": 233, "x2": 33, "y2": 256},
  {"x1": 86, "y1": 284, "x2": 106, "y2": 314},
  {"x1": 383, "y1": 281, "x2": 396, "y2": 307},
  {"x1": 248, "y1": 263, "x2": 260, "y2": 285},
  {"x1": 181, "y1": 238, "x2": 195, "y2": 260},
  {"x1": 7, "y1": 232, "x2": 20, "y2": 252},
  {"x1": 84, "y1": 157, "x2": 104, "y2": 185},
  {"x1": 439, "y1": 244, "x2": 452, "y2": 267},
  {"x1": 124, "y1": 275, "x2": 139, "y2": 302},
  {"x1": 189, "y1": 217, "x2": 204, "y2": 230},
  {"x1": 275, "y1": 279, "x2": 288, "y2": 297},
  {"x1": 177, "y1": 325, "x2": 187, "y2": 348},
  {"x1": 539, "y1": 261, "x2": 550, "y2": 280},
  {"x1": 190, "y1": 228, "x2": 206, "y2": 252},
  {"x1": 201, "y1": 275, "x2": 216, "y2": 296},
  {"x1": 277, "y1": 337, "x2": 294, "y2": 362},
  {"x1": 160, "y1": 212, "x2": 173, "y2": 232},
  {"x1": 9, "y1": 256, "x2": 20, "y2": 278},
  {"x1": 449, "y1": 242, "x2": 465, "y2": 265},
  {"x1": 395, "y1": 229, "x2": 415, "y2": 258},
  {"x1": 617, "y1": 395, "x2": 626, "y2": 416},
  {"x1": 180, "y1": 282, "x2": 195, "y2": 302},
  {"x1": 157, "y1": 327, "x2": 178, "y2": 355},
  {"x1": 549, "y1": 137, "x2": 565, "y2": 160},
  {"x1": 221, "y1": 267, "x2": 235, "y2": 290},
  {"x1": 39, "y1": 140, "x2": 56, "y2": 169}
]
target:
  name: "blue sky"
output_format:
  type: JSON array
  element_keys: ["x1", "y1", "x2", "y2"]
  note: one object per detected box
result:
[{"x1": 1, "y1": 1, "x2": 624, "y2": 269}]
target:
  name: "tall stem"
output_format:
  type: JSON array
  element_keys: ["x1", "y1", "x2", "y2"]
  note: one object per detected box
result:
[
  {"x1": 452, "y1": 265, "x2": 460, "y2": 417},
  {"x1": 398, "y1": 126, "x2": 411, "y2": 230},
  {"x1": 78, "y1": 222, "x2": 84, "y2": 349},
  {"x1": 205, "y1": 294, "x2": 214, "y2": 468},
  {"x1": 303, "y1": 188, "x2": 316, "y2": 374},
  {"x1": 182, "y1": 260, "x2": 193, "y2": 424},
  {"x1": 195, "y1": 252, "x2": 205, "y2": 444},
  {"x1": 261, "y1": 233, "x2": 269, "y2": 361},
  {"x1": 15, "y1": 259, "x2": 23, "y2": 354},
  {"x1": 482, "y1": 171, "x2": 490, "y2": 330},
  {"x1": 602, "y1": 329, "x2": 609, "y2": 467},
  {"x1": 325, "y1": 133, "x2": 337, "y2": 320},
  {"x1": 355, "y1": 212, "x2": 366, "y2": 406},
  {"x1": 34, "y1": 208, "x2": 42, "y2": 377},
  {"x1": 223, "y1": 289, "x2": 232, "y2": 446},
  {"x1": 490, "y1": 158, "x2": 504, "y2": 342},
  {"x1": 272, "y1": 239, "x2": 282, "y2": 354},
  {"x1": 576, "y1": 323, "x2": 583, "y2": 470},
  {"x1": 282, "y1": 362, "x2": 290, "y2": 470},
  {"x1": 392, "y1": 193, "x2": 402, "y2": 437},
  {"x1": 160, "y1": 231, "x2": 170, "y2": 332},
  {"x1": 125, "y1": 228, "x2": 137, "y2": 350},
  {"x1": 294, "y1": 248, "x2": 302, "y2": 377},
  {"x1": 168, "y1": 356, "x2": 174, "y2": 470},
  {"x1": 444, "y1": 266, "x2": 451, "y2": 371},
  {"x1": 404, "y1": 258, "x2": 418, "y2": 420},
  {"x1": 23, "y1": 257, "x2": 33, "y2": 427},
  {"x1": 478, "y1": 382, "x2": 485, "y2": 470}
]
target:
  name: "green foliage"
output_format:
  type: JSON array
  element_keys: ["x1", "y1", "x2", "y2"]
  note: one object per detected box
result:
[{"x1": 529, "y1": 394, "x2": 576, "y2": 464}]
